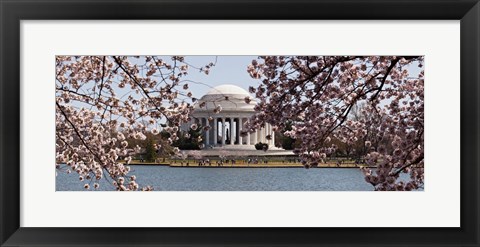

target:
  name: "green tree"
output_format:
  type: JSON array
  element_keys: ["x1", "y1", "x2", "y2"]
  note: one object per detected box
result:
[
  {"x1": 173, "y1": 126, "x2": 203, "y2": 150},
  {"x1": 255, "y1": 142, "x2": 269, "y2": 151},
  {"x1": 277, "y1": 121, "x2": 296, "y2": 150},
  {"x1": 145, "y1": 138, "x2": 157, "y2": 162}
]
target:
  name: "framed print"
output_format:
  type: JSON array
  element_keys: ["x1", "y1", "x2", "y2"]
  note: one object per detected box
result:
[{"x1": 1, "y1": 0, "x2": 479, "y2": 246}]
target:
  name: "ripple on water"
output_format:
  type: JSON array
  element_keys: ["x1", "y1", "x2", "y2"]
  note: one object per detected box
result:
[{"x1": 56, "y1": 166, "x2": 416, "y2": 191}]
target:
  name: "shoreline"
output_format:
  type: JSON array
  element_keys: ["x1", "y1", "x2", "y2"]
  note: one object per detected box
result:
[
  {"x1": 168, "y1": 166, "x2": 373, "y2": 169},
  {"x1": 127, "y1": 163, "x2": 373, "y2": 169}
]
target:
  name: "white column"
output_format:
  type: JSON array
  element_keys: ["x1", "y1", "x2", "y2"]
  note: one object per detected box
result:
[
  {"x1": 264, "y1": 124, "x2": 268, "y2": 145},
  {"x1": 254, "y1": 129, "x2": 258, "y2": 144},
  {"x1": 265, "y1": 124, "x2": 270, "y2": 145},
  {"x1": 221, "y1": 118, "x2": 226, "y2": 145},
  {"x1": 229, "y1": 118, "x2": 233, "y2": 145},
  {"x1": 264, "y1": 126, "x2": 267, "y2": 143},
  {"x1": 234, "y1": 118, "x2": 238, "y2": 145},
  {"x1": 205, "y1": 118, "x2": 210, "y2": 145},
  {"x1": 265, "y1": 126, "x2": 268, "y2": 143},
  {"x1": 213, "y1": 118, "x2": 217, "y2": 146},
  {"x1": 239, "y1": 118, "x2": 243, "y2": 145},
  {"x1": 260, "y1": 128, "x2": 263, "y2": 143},
  {"x1": 267, "y1": 124, "x2": 270, "y2": 145},
  {"x1": 272, "y1": 124, "x2": 275, "y2": 147},
  {"x1": 263, "y1": 126, "x2": 267, "y2": 143},
  {"x1": 259, "y1": 127, "x2": 263, "y2": 143}
]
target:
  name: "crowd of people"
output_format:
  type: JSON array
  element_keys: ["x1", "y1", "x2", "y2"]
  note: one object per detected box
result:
[
  {"x1": 174, "y1": 157, "x2": 276, "y2": 166},
  {"x1": 172, "y1": 157, "x2": 363, "y2": 167}
]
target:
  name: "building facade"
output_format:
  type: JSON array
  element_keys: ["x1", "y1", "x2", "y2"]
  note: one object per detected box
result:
[{"x1": 185, "y1": 84, "x2": 274, "y2": 149}]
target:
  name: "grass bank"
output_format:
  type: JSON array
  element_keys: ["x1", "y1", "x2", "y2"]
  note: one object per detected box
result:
[{"x1": 128, "y1": 159, "x2": 369, "y2": 168}]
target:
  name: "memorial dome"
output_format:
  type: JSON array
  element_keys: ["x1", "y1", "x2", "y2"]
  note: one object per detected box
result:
[
  {"x1": 194, "y1": 84, "x2": 256, "y2": 112},
  {"x1": 186, "y1": 84, "x2": 275, "y2": 149},
  {"x1": 204, "y1": 84, "x2": 251, "y2": 97}
]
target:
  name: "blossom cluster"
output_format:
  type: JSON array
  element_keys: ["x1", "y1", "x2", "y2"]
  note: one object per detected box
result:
[
  {"x1": 244, "y1": 56, "x2": 424, "y2": 190},
  {"x1": 56, "y1": 56, "x2": 212, "y2": 190}
]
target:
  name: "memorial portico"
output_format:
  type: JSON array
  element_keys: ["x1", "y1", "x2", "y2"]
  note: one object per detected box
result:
[{"x1": 185, "y1": 84, "x2": 275, "y2": 150}]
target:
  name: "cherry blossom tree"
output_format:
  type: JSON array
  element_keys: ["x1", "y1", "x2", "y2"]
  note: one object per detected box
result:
[
  {"x1": 56, "y1": 56, "x2": 213, "y2": 190},
  {"x1": 243, "y1": 56, "x2": 424, "y2": 191},
  {"x1": 189, "y1": 150, "x2": 204, "y2": 161}
]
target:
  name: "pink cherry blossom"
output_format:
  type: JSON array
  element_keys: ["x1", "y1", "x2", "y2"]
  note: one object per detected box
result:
[
  {"x1": 244, "y1": 56, "x2": 424, "y2": 191},
  {"x1": 56, "y1": 56, "x2": 215, "y2": 190}
]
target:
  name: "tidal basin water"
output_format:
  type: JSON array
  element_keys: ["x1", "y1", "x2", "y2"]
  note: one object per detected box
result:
[{"x1": 56, "y1": 166, "x2": 408, "y2": 191}]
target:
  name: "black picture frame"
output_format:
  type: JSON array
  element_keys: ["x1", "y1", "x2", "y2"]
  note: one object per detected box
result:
[{"x1": 1, "y1": 0, "x2": 479, "y2": 246}]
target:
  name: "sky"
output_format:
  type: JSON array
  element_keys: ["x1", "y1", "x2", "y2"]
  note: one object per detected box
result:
[
  {"x1": 61, "y1": 56, "x2": 261, "y2": 127},
  {"x1": 65, "y1": 55, "x2": 422, "y2": 104},
  {"x1": 160, "y1": 55, "x2": 260, "y2": 98},
  {"x1": 155, "y1": 56, "x2": 422, "y2": 100},
  {"x1": 61, "y1": 56, "x2": 423, "y2": 126}
]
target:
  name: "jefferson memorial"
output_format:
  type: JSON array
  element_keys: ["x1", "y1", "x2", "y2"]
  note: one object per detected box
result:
[{"x1": 184, "y1": 84, "x2": 275, "y2": 150}]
